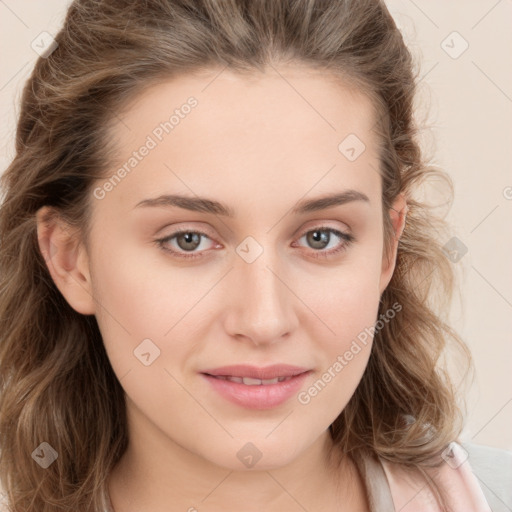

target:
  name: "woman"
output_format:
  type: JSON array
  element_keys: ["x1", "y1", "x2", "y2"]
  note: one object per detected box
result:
[{"x1": 0, "y1": 0, "x2": 491, "y2": 510}]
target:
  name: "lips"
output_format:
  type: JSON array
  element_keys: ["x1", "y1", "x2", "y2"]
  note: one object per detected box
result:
[
  {"x1": 201, "y1": 364, "x2": 310, "y2": 381},
  {"x1": 209, "y1": 375, "x2": 294, "y2": 385},
  {"x1": 200, "y1": 364, "x2": 312, "y2": 409}
]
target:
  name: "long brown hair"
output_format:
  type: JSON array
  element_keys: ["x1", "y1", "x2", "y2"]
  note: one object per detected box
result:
[{"x1": 0, "y1": 0, "x2": 472, "y2": 510}]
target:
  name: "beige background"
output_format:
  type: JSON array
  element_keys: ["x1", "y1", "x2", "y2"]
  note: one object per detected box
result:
[{"x1": 1, "y1": 1, "x2": 511, "y2": 451}]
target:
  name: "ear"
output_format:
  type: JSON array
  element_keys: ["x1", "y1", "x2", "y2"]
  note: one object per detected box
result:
[
  {"x1": 379, "y1": 192, "x2": 408, "y2": 295},
  {"x1": 35, "y1": 206, "x2": 96, "y2": 315}
]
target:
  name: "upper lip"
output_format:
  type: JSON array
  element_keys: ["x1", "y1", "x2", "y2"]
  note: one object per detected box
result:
[{"x1": 201, "y1": 364, "x2": 310, "y2": 380}]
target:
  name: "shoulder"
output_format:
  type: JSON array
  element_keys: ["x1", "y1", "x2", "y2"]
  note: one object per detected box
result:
[{"x1": 379, "y1": 442, "x2": 492, "y2": 512}]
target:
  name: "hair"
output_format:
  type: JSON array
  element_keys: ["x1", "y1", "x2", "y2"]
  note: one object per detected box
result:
[{"x1": 0, "y1": 0, "x2": 473, "y2": 510}]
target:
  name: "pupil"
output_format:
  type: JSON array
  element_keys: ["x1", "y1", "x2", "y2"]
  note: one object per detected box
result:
[
  {"x1": 179, "y1": 232, "x2": 200, "y2": 250},
  {"x1": 309, "y1": 230, "x2": 328, "y2": 249}
]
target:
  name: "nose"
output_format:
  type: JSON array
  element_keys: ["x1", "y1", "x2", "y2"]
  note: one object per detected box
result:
[{"x1": 223, "y1": 251, "x2": 299, "y2": 347}]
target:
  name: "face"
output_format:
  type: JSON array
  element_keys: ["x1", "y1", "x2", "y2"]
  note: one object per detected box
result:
[{"x1": 39, "y1": 65, "x2": 405, "y2": 472}]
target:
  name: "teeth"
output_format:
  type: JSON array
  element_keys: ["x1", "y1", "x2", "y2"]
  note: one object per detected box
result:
[
  {"x1": 226, "y1": 376, "x2": 243, "y2": 384},
  {"x1": 243, "y1": 377, "x2": 264, "y2": 385},
  {"x1": 215, "y1": 375, "x2": 294, "y2": 385}
]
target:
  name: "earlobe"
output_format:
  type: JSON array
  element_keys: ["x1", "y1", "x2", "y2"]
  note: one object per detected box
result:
[
  {"x1": 36, "y1": 206, "x2": 96, "y2": 315},
  {"x1": 379, "y1": 193, "x2": 408, "y2": 295}
]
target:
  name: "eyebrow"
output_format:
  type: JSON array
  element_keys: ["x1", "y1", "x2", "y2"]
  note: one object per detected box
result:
[{"x1": 133, "y1": 189, "x2": 370, "y2": 217}]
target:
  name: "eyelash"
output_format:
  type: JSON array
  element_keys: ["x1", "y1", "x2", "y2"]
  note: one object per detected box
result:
[{"x1": 154, "y1": 226, "x2": 355, "y2": 261}]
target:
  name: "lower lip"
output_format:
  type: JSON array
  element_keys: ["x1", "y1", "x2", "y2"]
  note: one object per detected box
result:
[{"x1": 201, "y1": 372, "x2": 311, "y2": 410}]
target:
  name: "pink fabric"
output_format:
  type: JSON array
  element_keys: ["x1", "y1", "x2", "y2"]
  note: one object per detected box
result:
[{"x1": 380, "y1": 442, "x2": 491, "y2": 511}]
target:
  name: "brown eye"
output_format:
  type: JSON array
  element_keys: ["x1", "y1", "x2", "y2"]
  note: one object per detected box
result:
[{"x1": 175, "y1": 232, "x2": 202, "y2": 252}]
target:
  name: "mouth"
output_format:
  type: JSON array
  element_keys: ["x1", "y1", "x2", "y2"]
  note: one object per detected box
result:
[
  {"x1": 205, "y1": 375, "x2": 296, "y2": 385},
  {"x1": 201, "y1": 363, "x2": 310, "y2": 380},
  {"x1": 200, "y1": 365, "x2": 312, "y2": 410}
]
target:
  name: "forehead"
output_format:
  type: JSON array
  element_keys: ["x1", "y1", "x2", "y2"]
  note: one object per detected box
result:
[{"x1": 102, "y1": 65, "x2": 382, "y2": 213}]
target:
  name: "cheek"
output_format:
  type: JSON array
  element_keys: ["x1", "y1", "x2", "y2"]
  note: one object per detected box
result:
[
  {"x1": 293, "y1": 295, "x2": 378, "y2": 428},
  {"x1": 89, "y1": 244, "x2": 203, "y2": 435},
  {"x1": 293, "y1": 248, "x2": 383, "y2": 413},
  {"x1": 302, "y1": 243, "x2": 383, "y2": 343},
  {"x1": 90, "y1": 230, "x2": 208, "y2": 330},
  {"x1": 88, "y1": 235, "x2": 194, "y2": 376}
]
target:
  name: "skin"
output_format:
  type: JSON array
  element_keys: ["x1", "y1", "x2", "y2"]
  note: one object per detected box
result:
[{"x1": 36, "y1": 64, "x2": 407, "y2": 512}]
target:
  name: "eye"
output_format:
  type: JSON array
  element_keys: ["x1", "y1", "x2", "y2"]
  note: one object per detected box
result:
[
  {"x1": 155, "y1": 225, "x2": 355, "y2": 260},
  {"x1": 155, "y1": 230, "x2": 217, "y2": 260},
  {"x1": 294, "y1": 226, "x2": 355, "y2": 259}
]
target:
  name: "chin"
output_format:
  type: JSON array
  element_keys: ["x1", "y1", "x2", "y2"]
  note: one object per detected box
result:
[{"x1": 200, "y1": 434, "x2": 309, "y2": 472}]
